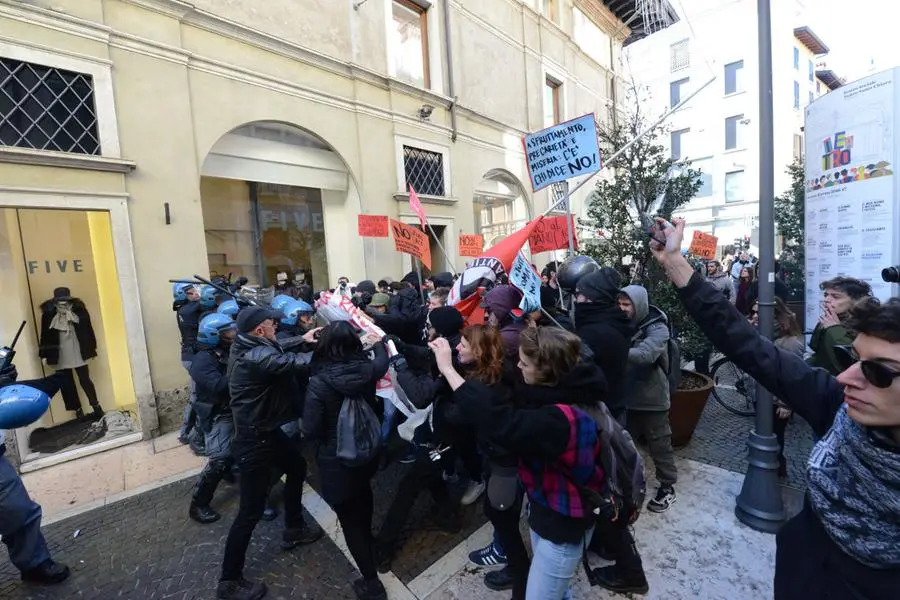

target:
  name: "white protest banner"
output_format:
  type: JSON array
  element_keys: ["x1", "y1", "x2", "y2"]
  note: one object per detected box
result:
[
  {"x1": 509, "y1": 252, "x2": 542, "y2": 313},
  {"x1": 523, "y1": 113, "x2": 602, "y2": 192}
]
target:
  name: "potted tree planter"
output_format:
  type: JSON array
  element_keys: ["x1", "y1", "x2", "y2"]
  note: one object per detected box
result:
[{"x1": 669, "y1": 370, "x2": 713, "y2": 448}]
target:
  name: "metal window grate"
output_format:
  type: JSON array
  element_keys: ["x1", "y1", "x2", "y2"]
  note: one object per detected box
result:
[
  {"x1": 403, "y1": 145, "x2": 445, "y2": 196},
  {"x1": 0, "y1": 58, "x2": 100, "y2": 155},
  {"x1": 670, "y1": 39, "x2": 689, "y2": 72}
]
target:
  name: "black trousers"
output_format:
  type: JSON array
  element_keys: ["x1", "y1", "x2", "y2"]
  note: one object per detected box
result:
[
  {"x1": 774, "y1": 408, "x2": 789, "y2": 469},
  {"x1": 220, "y1": 429, "x2": 307, "y2": 582},
  {"x1": 484, "y1": 484, "x2": 528, "y2": 600},
  {"x1": 376, "y1": 453, "x2": 451, "y2": 550},
  {"x1": 334, "y1": 487, "x2": 377, "y2": 580},
  {"x1": 57, "y1": 365, "x2": 99, "y2": 412}
]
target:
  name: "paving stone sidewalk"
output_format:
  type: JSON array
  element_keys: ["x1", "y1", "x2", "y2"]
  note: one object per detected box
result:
[
  {"x1": 676, "y1": 389, "x2": 817, "y2": 490},
  {"x1": 0, "y1": 448, "x2": 486, "y2": 600}
]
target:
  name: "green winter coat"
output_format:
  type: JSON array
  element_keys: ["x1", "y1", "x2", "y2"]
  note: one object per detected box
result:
[{"x1": 807, "y1": 323, "x2": 854, "y2": 376}]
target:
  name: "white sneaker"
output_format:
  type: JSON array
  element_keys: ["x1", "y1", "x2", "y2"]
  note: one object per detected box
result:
[{"x1": 461, "y1": 480, "x2": 486, "y2": 506}]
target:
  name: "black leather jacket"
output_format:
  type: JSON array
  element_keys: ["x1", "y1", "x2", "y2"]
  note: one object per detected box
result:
[
  {"x1": 227, "y1": 332, "x2": 312, "y2": 440},
  {"x1": 176, "y1": 301, "x2": 203, "y2": 361}
]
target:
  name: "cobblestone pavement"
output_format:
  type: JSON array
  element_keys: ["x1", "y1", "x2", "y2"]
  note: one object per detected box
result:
[
  {"x1": 0, "y1": 477, "x2": 359, "y2": 600},
  {"x1": 675, "y1": 391, "x2": 817, "y2": 490},
  {"x1": 304, "y1": 448, "x2": 487, "y2": 585},
  {"x1": 0, "y1": 446, "x2": 486, "y2": 599}
]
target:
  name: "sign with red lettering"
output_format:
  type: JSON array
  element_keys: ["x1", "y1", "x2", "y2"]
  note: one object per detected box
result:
[
  {"x1": 528, "y1": 215, "x2": 578, "y2": 254},
  {"x1": 688, "y1": 230, "x2": 719, "y2": 259},
  {"x1": 458, "y1": 234, "x2": 484, "y2": 257},
  {"x1": 390, "y1": 219, "x2": 432, "y2": 270},
  {"x1": 357, "y1": 215, "x2": 389, "y2": 238}
]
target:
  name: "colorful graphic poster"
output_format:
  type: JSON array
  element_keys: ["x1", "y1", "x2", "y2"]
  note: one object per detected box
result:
[{"x1": 804, "y1": 69, "x2": 899, "y2": 333}]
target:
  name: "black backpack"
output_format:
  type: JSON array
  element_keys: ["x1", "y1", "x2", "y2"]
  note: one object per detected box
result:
[
  {"x1": 653, "y1": 314, "x2": 682, "y2": 394},
  {"x1": 335, "y1": 396, "x2": 381, "y2": 467}
]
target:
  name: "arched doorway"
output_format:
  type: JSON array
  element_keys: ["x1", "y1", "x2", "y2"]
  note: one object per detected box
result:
[
  {"x1": 472, "y1": 169, "x2": 532, "y2": 247},
  {"x1": 199, "y1": 121, "x2": 361, "y2": 292}
]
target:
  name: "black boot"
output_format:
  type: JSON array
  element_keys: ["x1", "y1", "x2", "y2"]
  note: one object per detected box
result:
[
  {"x1": 190, "y1": 461, "x2": 226, "y2": 523},
  {"x1": 591, "y1": 565, "x2": 649, "y2": 595},
  {"x1": 189, "y1": 504, "x2": 221, "y2": 524},
  {"x1": 90, "y1": 402, "x2": 105, "y2": 420},
  {"x1": 281, "y1": 519, "x2": 324, "y2": 550},
  {"x1": 216, "y1": 577, "x2": 267, "y2": 600},
  {"x1": 352, "y1": 577, "x2": 387, "y2": 600},
  {"x1": 21, "y1": 559, "x2": 70, "y2": 585}
]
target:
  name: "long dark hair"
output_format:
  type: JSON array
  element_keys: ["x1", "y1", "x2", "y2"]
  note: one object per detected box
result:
[
  {"x1": 773, "y1": 297, "x2": 802, "y2": 337},
  {"x1": 313, "y1": 321, "x2": 363, "y2": 362}
]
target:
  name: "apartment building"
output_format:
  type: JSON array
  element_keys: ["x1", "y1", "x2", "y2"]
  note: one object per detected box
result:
[{"x1": 625, "y1": 0, "x2": 843, "y2": 250}]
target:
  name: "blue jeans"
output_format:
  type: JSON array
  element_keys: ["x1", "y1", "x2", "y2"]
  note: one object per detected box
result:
[
  {"x1": 526, "y1": 526, "x2": 594, "y2": 600},
  {"x1": 0, "y1": 453, "x2": 51, "y2": 572},
  {"x1": 380, "y1": 396, "x2": 397, "y2": 445}
]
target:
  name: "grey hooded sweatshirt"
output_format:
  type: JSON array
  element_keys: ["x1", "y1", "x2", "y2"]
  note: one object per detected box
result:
[{"x1": 621, "y1": 285, "x2": 671, "y2": 412}]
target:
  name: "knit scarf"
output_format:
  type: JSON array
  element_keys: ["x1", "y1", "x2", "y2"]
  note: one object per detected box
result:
[
  {"x1": 50, "y1": 302, "x2": 79, "y2": 333},
  {"x1": 806, "y1": 405, "x2": 900, "y2": 568}
]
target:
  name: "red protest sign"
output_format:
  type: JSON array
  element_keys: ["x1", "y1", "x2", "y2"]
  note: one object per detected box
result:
[
  {"x1": 409, "y1": 186, "x2": 428, "y2": 229},
  {"x1": 390, "y1": 219, "x2": 432, "y2": 270},
  {"x1": 528, "y1": 215, "x2": 578, "y2": 253},
  {"x1": 357, "y1": 215, "x2": 389, "y2": 238},
  {"x1": 688, "y1": 230, "x2": 719, "y2": 260},
  {"x1": 458, "y1": 234, "x2": 484, "y2": 257}
]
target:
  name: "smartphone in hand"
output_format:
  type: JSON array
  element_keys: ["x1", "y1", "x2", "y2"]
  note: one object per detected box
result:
[{"x1": 640, "y1": 213, "x2": 672, "y2": 246}]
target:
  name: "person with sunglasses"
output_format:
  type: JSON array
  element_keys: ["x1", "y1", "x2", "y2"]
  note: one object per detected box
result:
[{"x1": 649, "y1": 218, "x2": 899, "y2": 600}]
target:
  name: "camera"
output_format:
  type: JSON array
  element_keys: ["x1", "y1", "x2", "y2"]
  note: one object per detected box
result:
[{"x1": 882, "y1": 266, "x2": 900, "y2": 284}]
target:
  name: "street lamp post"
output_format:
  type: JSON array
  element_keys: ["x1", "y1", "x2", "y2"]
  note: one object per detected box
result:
[{"x1": 735, "y1": 0, "x2": 787, "y2": 533}]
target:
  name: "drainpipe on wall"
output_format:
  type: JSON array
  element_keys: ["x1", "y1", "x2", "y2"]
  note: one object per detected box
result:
[{"x1": 441, "y1": 0, "x2": 458, "y2": 142}]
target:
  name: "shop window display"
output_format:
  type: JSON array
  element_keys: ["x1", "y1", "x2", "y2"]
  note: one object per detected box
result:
[{"x1": 0, "y1": 208, "x2": 138, "y2": 460}]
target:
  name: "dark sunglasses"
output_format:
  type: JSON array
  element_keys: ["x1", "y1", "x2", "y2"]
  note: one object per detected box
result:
[
  {"x1": 835, "y1": 345, "x2": 900, "y2": 389},
  {"x1": 749, "y1": 309, "x2": 758, "y2": 316}
]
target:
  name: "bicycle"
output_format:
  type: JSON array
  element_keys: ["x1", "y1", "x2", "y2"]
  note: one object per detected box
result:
[{"x1": 709, "y1": 357, "x2": 757, "y2": 416}]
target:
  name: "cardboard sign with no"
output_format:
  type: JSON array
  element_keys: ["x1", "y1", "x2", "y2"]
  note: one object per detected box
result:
[
  {"x1": 390, "y1": 219, "x2": 432, "y2": 270},
  {"x1": 458, "y1": 234, "x2": 484, "y2": 257},
  {"x1": 528, "y1": 215, "x2": 578, "y2": 254},
  {"x1": 358, "y1": 215, "x2": 389, "y2": 238},
  {"x1": 688, "y1": 230, "x2": 719, "y2": 259}
]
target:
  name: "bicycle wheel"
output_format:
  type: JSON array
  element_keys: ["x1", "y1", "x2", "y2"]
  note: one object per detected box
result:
[{"x1": 710, "y1": 358, "x2": 757, "y2": 416}]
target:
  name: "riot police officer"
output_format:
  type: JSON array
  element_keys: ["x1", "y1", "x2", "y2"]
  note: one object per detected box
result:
[
  {"x1": 189, "y1": 314, "x2": 238, "y2": 524},
  {"x1": 174, "y1": 282, "x2": 203, "y2": 447},
  {"x1": 0, "y1": 364, "x2": 70, "y2": 584}
]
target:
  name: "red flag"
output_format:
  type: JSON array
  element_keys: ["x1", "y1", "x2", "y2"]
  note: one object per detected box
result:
[
  {"x1": 408, "y1": 186, "x2": 427, "y2": 230},
  {"x1": 449, "y1": 216, "x2": 545, "y2": 323}
]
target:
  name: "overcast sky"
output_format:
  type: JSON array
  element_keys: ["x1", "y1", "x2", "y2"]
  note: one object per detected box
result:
[{"x1": 808, "y1": 0, "x2": 900, "y2": 80}]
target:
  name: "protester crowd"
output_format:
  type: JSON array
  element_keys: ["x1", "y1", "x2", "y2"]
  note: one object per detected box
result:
[{"x1": 1, "y1": 219, "x2": 897, "y2": 600}]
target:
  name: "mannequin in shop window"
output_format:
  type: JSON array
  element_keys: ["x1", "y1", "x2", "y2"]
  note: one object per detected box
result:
[{"x1": 38, "y1": 287, "x2": 103, "y2": 421}]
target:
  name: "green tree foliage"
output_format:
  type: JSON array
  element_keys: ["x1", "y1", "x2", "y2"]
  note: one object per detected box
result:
[
  {"x1": 582, "y1": 103, "x2": 706, "y2": 360},
  {"x1": 774, "y1": 160, "x2": 805, "y2": 301}
]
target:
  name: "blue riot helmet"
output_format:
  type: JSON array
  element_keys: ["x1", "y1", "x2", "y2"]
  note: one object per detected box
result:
[
  {"x1": 197, "y1": 313, "x2": 237, "y2": 347},
  {"x1": 0, "y1": 384, "x2": 51, "y2": 429},
  {"x1": 199, "y1": 285, "x2": 219, "y2": 309},
  {"x1": 280, "y1": 299, "x2": 315, "y2": 327},
  {"x1": 172, "y1": 281, "x2": 194, "y2": 302},
  {"x1": 271, "y1": 294, "x2": 294, "y2": 313},
  {"x1": 217, "y1": 299, "x2": 239, "y2": 319}
]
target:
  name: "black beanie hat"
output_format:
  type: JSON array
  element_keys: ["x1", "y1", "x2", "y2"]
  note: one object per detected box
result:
[
  {"x1": 356, "y1": 280, "x2": 377, "y2": 295},
  {"x1": 427, "y1": 306, "x2": 464, "y2": 338},
  {"x1": 575, "y1": 267, "x2": 622, "y2": 305}
]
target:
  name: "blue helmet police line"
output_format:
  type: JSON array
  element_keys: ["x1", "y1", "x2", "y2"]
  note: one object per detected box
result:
[
  {"x1": 280, "y1": 299, "x2": 315, "y2": 327},
  {"x1": 197, "y1": 313, "x2": 236, "y2": 347},
  {"x1": 199, "y1": 285, "x2": 219, "y2": 309},
  {"x1": 0, "y1": 385, "x2": 51, "y2": 429},
  {"x1": 271, "y1": 294, "x2": 294, "y2": 313},
  {"x1": 172, "y1": 281, "x2": 194, "y2": 302},
  {"x1": 217, "y1": 299, "x2": 239, "y2": 319}
]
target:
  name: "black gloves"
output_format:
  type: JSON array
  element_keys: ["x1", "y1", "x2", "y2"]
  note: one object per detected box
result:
[{"x1": 0, "y1": 363, "x2": 19, "y2": 388}]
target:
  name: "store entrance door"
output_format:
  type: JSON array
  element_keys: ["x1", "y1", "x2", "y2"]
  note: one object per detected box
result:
[{"x1": 0, "y1": 208, "x2": 139, "y2": 460}]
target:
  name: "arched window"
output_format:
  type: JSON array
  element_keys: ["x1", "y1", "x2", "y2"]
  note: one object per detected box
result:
[{"x1": 472, "y1": 170, "x2": 531, "y2": 248}]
